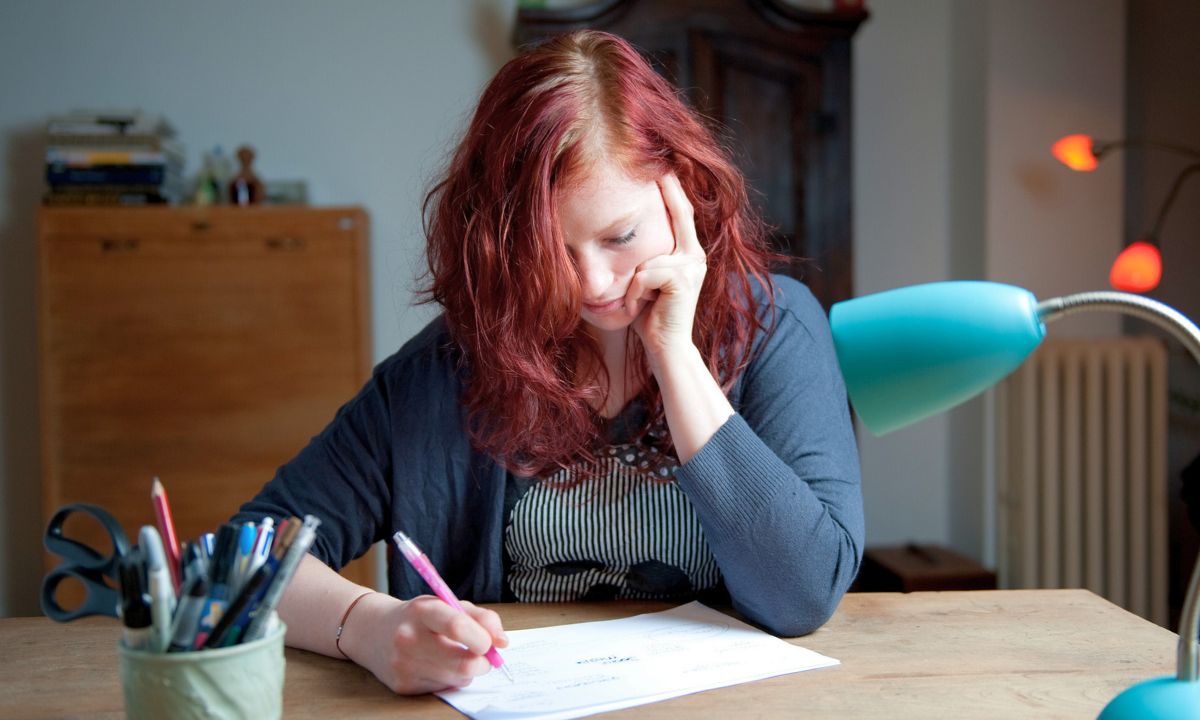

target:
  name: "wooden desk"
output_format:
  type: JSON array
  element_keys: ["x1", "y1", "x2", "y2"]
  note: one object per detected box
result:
[{"x1": 0, "y1": 590, "x2": 1176, "y2": 719}]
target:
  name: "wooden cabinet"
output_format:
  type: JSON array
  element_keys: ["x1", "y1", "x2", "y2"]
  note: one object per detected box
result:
[
  {"x1": 37, "y1": 206, "x2": 375, "y2": 588},
  {"x1": 515, "y1": 0, "x2": 866, "y2": 311}
]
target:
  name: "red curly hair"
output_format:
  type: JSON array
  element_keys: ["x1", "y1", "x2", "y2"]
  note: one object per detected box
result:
[{"x1": 422, "y1": 30, "x2": 777, "y2": 478}]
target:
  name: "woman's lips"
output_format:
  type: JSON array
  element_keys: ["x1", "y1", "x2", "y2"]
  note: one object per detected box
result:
[{"x1": 583, "y1": 297, "x2": 624, "y2": 315}]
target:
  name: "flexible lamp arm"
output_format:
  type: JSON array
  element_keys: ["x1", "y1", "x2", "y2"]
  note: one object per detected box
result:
[
  {"x1": 1037, "y1": 292, "x2": 1200, "y2": 364},
  {"x1": 1037, "y1": 290, "x2": 1200, "y2": 682}
]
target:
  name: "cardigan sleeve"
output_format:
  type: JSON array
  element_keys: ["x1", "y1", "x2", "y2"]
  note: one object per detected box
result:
[{"x1": 674, "y1": 276, "x2": 864, "y2": 636}]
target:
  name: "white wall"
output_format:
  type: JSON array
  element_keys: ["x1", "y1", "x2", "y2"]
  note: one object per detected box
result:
[
  {"x1": 984, "y1": 2, "x2": 1126, "y2": 317},
  {"x1": 854, "y1": 0, "x2": 1125, "y2": 560},
  {"x1": 0, "y1": 0, "x2": 1128, "y2": 615}
]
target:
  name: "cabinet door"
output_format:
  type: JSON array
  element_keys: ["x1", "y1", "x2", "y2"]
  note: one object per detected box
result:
[{"x1": 38, "y1": 207, "x2": 375, "y2": 591}]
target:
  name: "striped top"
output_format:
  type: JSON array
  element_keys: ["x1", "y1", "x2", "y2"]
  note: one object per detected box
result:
[{"x1": 503, "y1": 410, "x2": 721, "y2": 602}]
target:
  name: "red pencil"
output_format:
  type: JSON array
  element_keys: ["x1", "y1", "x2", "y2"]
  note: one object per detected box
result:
[{"x1": 151, "y1": 477, "x2": 182, "y2": 591}]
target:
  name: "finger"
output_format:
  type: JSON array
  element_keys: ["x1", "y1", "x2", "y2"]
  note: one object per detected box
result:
[
  {"x1": 461, "y1": 601, "x2": 509, "y2": 648},
  {"x1": 392, "y1": 625, "x2": 491, "y2": 693},
  {"x1": 409, "y1": 596, "x2": 495, "y2": 655},
  {"x1": 659, "y1": 173, "x2": 702, "y2": 257},
  {"x1": 414, "y1": 642, "x2": 491, "y2": 691},
  {"x1": 636, "y1": 253, "x2": 704, "y2": 272},
  {"x1": 627, "y1": 259, "x2": 706, "y2": 302},
  {"x1": 625, "y1": 267, "x2": 682, "y2": 309},
  {"x1": 439, "y1": 639, "x2": 494, "y2": 680}
]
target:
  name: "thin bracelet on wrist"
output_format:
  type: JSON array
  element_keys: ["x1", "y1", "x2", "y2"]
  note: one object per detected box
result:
[{"x1": 334, "y1": 591, "x2": 376, "y2": 660}]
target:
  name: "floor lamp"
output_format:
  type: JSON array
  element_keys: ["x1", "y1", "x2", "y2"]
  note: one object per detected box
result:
[{"x1": 1052, "y1": 134, "x2": 1200, "y2": 294}]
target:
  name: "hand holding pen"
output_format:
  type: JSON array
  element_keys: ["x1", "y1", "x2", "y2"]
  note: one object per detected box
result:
[{"x1": 391, "y1": 532, "x2": 513, "y2": 684}]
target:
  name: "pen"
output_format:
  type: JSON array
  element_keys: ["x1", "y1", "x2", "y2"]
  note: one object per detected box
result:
[
  {"x1": 194, "y1": 523, "x2": 238, "y2": 648},
  {"x1": 249, "y1": 517, "x2": 275, "y2": 576},
  {"x1": 393, "y1": 531, "x2": 513, "y2": 681},
  {"x1": 232, "y1": 521, "x2": 257, "y2": 594},
  {"x1": 203, "y1": 561, "x2": 274, "y2": 648},
  {"x1": 150, "y1": 477, "x2": 182, "y2": 592},
  {"x1": 242, "y1": 515, "x2": 318, "y2": 642},
  {"x1": 139, "y1": 525, "x2": 175, "y2": 652},
  {"x1": 181, "y1": 540, "x2": 205, "y2": 586},
  {"x1": 168, "y1": 575, "x2": 209, "y2": 652},
  {"x1": 221, "y1": 519, "x2": 290, "y2": 643},
  {"x1": 199, "y1": 532, "x2": 215, "y2": 561}
]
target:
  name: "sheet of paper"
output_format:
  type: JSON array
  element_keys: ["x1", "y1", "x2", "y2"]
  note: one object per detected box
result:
[{"x1": 436, "y1": 601, "x2": 839, "y2": 720}]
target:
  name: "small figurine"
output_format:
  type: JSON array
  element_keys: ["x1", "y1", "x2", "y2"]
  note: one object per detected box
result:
[{"x1": 229, "y1": 144, "x2": 264, "y2": 205}]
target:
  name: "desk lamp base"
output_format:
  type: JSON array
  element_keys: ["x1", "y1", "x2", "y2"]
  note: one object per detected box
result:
[{"x1": 1099, "y1": 676, "x2": 1200, "y2": 719}]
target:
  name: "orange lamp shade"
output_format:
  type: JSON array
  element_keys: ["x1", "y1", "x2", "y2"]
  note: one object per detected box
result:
[
  {"x1": 1110, "y1": 240, "x2": 1163, "y2": 293},
  {"x1": 1052, "y1": 134, "x2": 1099, "y2": 171}
]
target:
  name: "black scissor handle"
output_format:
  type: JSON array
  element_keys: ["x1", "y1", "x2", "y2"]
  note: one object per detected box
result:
[
  {"x1": 41, "y1": 503, "x2": 131, "y2": 622},
  {"x1": 40, "y1": 564, "x2": 121, "y2": 622},
  {"x1": 43, "y1": 503, "x2": 131, "y2": 567}
]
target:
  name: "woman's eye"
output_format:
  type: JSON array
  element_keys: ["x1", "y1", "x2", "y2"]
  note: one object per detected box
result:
[{"x1": 608, "y1": 229, "x2": 636, "y2": 246}]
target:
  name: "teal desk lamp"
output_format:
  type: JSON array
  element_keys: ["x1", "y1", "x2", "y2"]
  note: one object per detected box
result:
[{"x1": 829, "y1": 281, "x2": 1200, "y2": 719}]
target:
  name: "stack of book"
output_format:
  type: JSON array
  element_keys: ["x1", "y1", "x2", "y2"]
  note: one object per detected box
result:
[{"x1": 44, "y1": 110, "x2": 185, "y2": 205}]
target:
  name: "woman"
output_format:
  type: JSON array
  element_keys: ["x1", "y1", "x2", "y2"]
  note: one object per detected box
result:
[{"x1": 234, "y1": 30, "x2": 862, "y2": 694}]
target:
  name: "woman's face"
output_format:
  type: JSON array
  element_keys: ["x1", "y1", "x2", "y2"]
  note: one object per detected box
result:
[{"x1": 557, "y1": 160, "x2": 677, "y2": 337}]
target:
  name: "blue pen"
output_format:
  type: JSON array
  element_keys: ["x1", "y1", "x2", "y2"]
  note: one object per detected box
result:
[
  {"x1": 243, "y1": 515, "x2": 319, "y2": 642},
  {"x1": 222, "y1": 518, "x2": 297, "y2": 645},
  {"x1": 220, "y1": 547, "x2": 281, "y2": 646},
  {"x1": 204, "y1": 561, "x2": 275, "y2": 648},
  {"x1": 232, "y1": 522, "x2": 257, "y2": 595}
]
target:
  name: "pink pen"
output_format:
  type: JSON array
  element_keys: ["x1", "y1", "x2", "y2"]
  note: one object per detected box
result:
[{"x1": 393, "y1": 531, "x2": 514, "y2": 681}]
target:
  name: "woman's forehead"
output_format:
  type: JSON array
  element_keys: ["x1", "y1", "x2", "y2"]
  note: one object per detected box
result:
[{"x1": 557, "y1": 160, "x2": 659, "y2": 235}]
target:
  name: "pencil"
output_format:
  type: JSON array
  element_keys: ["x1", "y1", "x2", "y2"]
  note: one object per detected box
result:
[{"x1": 151, "y1": 477, "x2": 182, "y2": 592}]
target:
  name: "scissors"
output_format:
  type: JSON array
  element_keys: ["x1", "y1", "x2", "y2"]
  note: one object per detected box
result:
[{"x1": 41, "y1": 503, "x2": 132, "y2": 622}]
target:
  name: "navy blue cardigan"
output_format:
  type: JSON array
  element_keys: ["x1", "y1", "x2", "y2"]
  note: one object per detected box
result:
[{"x1": 234, "y1": 275, "x2": 863, "y2": 636}]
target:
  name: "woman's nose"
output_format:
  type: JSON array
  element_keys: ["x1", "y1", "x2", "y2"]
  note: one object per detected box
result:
[{"x1": 576, "y1": 254, "x2": 614, "y2": 299}]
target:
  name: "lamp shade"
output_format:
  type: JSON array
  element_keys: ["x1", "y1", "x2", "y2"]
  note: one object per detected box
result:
[
  {"x1": 1052, "y1": 133, "x2": 1099, "y2": 171},
  {"x1": 1110, "y1": 240, "x2": 1163, "y2": 293},
  {"x1": 829, "y1": 281, "x2": 1046, "y2": 435}
]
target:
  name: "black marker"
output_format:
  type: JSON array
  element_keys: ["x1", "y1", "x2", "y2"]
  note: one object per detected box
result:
[{"x1": 118, "y1": 550, "x2": 152, "y2": 651}]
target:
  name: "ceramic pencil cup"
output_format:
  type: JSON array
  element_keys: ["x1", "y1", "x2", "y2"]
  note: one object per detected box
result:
[{"x1": 117, "y1": 620, "x2": 286, "y2": 720}]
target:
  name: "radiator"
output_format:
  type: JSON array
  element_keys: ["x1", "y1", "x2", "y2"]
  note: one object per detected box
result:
[{"x1": 995, "y1": 336, "x2": 1168, "y2": 626}]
